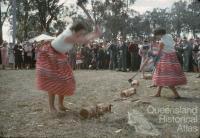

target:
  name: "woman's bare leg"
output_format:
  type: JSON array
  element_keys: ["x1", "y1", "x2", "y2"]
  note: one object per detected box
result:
[
  {"x1": 148, "y1": 84, "x2": 157, "y2": 88},
  {"x1": 142, "y1": 71, "x2": 145, "y2": 78},
  {"x1": 58, "y1": 95, "x2": 69, "y2": 111},
  {"x1": 48, "y1": 93, "x2": 57, "y2": 113},
  {"x1": 169, "y1": 86, "x2": 181, "y2": 98},
  {"x1": 153, "y1": 86, "x2": 162, "y2": 97}
]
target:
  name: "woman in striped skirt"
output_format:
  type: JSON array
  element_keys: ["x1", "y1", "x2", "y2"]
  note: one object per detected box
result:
[
  {"x1": 36, "y1": 23, "x2": 101, "y2": 113},
  {"x1": 152, "y1": 29, "x2": 187, "y2": 99}
]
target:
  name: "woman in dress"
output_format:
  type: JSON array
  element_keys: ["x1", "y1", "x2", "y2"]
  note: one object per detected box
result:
[
  {"x1": 152, "y1": 29, "x2": 187, "y2": 98},
  {"x1": 36, "y1": 23, "x2": 101, "y2": 113},
  {"x1": 1, "y1": 42, "x2": 8, "y2": 69}
]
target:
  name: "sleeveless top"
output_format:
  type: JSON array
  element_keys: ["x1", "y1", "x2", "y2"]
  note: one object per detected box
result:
[
  {"x1": 160, "y1": 34, "x2": 175, "y2": 53},
  {"x1": 51, "y1": 28, "x2": 73, "y2": 54}
]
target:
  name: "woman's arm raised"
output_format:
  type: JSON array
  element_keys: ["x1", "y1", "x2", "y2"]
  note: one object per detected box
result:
[{"x1": 64, "y1": 25, "x2": 102, "y2": 44}]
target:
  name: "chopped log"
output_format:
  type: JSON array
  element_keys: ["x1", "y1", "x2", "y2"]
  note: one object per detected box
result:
[
  {"x1": 121, "y1": 88, "x2": 136, "y2": 97},
  {"x1": 96, "y1": 103, "x2": 112, "y2": 115},
  {"x1": 131, "y1": 80, "x2": 139, "y2": 87},
  {"x1": 80, "y1": 103, "x2": 112, "y2": 119},
  {"x1": 80, "y1": 106, "x2": 97, "y2": 119}
]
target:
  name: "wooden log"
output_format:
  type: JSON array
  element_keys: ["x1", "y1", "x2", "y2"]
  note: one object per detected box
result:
[
  {"x1": 131, "y1": 80, "x2": 139, "y2": 87},
  {"x1": 80, "y1": 103, "x2": 112, "y2": 119},
  {"x1": 121, "y1": 88, "x2": 136, "y2": 97},
  {"x1": 80, "y1": 106, "x2": 97, "y2": 119},
  {"x1": 96, "y1": 103, "x2": 112, "y2": 115}
]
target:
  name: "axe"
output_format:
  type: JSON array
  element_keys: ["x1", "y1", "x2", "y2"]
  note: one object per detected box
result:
[
  {"x1": 77, "y1": 0, "x2": 95, "y2": 25},
  {"x1": 128, "y1": 71, "x2": 140, "y2": 83}
]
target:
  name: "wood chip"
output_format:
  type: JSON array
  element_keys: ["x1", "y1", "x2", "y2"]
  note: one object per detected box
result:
[{"x1": 115, "y1": 129, "x2": 122, "y2": 133}]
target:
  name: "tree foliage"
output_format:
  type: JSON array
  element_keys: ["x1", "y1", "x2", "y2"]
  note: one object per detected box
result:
[
  {"x1": 0, "y1": 0, "x2": 11, "y2": 44},
  {"x1": 2, "y1": 0, "x2": 200, "y2": 42}
]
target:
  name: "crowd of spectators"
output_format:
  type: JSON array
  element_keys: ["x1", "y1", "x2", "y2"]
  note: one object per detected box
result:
[{"x1": 1, "y1": 37, "x2": 200, "y2": 77}]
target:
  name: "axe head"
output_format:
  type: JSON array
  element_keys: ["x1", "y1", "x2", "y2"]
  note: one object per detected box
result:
[
  {"x1": 77, "y1": 0, "x2": 88, "y2": 6},
  {"x1": 128, "y1": 79, "x2": 133, "y2": 83}
]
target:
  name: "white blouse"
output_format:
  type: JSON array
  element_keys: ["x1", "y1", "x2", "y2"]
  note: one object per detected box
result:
[
  {"x1": 160, "y1": 34, "x2": 175, "y2": 53},
  {"x1": 51, "y1": 28, "x2": 73, "y2": 54}
]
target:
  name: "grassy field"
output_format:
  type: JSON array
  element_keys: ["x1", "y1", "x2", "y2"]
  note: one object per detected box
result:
[{"x1": 0, "y1": 70, "x2": 199, "y2": 138}]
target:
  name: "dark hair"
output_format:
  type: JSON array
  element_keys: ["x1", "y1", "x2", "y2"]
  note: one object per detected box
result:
[
  {"x1": 154, "y1": 28, "x2": 166, "y2": 36},
  {"x1": 183, "y1": 37, "x2": 187, "y2": 40},
  {"x1": 70, "y1": 23, "x2": 86, "y2": 32}
]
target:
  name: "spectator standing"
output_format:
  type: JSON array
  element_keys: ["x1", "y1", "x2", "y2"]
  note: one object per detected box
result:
[
  {"x1": 14, "y1": 45, "x2": 23, "y2": 69},
  {"x1": 69, "y1": 46, "x2": 77, "y2": 70},
  {"x1": 175, "y1": 39, "x2": 183, "y2": 66},
  {"x1": 0, "y1": 44, "x2": 2, "y2": 66},
  {"x1": 97, "y1": 44, "x2": 105, "y2": 69},
  {"x1": 108, "y1": 39, "x2": 118, "y2": 70},
  {"x1": 27, "y1": 43, "x2": 33, "y2": 69},
  {"x1": 128, "y1": 41, "x2": 140, "y2": 71},
  {"x1": 76, "y1": 50, "x2": 83, "y2": 70},
  {"x1": 196, "y1": 38, "x2": 200, "y2": 78},
  {"x1": 120, "y1": 40, "x2": 128, "y2": 72},
  {"x1": 182, "y1": 37, "x2": 193, "y2": 72},
  {"x1": 104, "y1": 42, "x2": 110, "y2": 69},
  {"x1": 1, "y1": 42, "x2": 8, "y2": 69},
  {"x1": 192, "y1": 39, "x2": 199, "y2": 72},
  {"x1": 8, "y1": 43, "x2": 15, "y2": 69}
]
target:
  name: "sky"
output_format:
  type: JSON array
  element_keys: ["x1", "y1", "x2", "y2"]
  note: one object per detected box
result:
[
  {"x1": 3, "y1": 0, "x2": 181, "y2": 42},
  {"x1": 132, "y1": 0, "x2": 180, "y2": 13},
  {"x1": 60, "y1": 0, "x2": 180, "y2": 14}
]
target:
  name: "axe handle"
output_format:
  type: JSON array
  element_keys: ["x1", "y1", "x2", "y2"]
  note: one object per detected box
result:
[
  {"x1": 130, "y1": 71, "x2": 140, "y2": 80},
  {"x1": 79, "y1": 4, "x2": 95, "y2": 25}
]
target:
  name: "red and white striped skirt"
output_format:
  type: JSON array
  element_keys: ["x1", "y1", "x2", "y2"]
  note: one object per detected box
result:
[
  {"x1": 36, "y1": 42, "x2": 75, "y2": 96},
  {"x1": 152, "y1": 52, "x2": 187, "y2": 86}
]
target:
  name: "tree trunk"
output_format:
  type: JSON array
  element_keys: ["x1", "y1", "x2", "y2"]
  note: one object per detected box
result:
[
  {"x1": 192, "y1": 29, "x2": 196, "y2": 38},
  {"x1": 0, "y1": 3, "x2": 3, "y2": 45},
  {"x1": 23, "y1": 1, "x2": 29, "y2": 40},
  {"x1": 177, "y1": 27, "x2": 181, "y2": 37},
  {"x1": 0, "y1": 26, "x2": 3, "y2": 45},
  {"x1": 46, "y1": 16, "x2": 54, "y2": 33}
]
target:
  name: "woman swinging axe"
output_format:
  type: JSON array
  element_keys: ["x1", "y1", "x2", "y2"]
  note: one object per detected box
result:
[
  {"x1": 140, "y1": 28, "x2": 187, "y2": 99},
  {"x1": 36, "y1": 23, "x2": 102, "y2": 113}
]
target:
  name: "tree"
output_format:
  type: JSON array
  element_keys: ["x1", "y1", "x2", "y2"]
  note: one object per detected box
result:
[
  {"x1": 171, "y1": 0, "x2": 188, "y2": 37},
  {"x1": 34, "y1": 0, "x2": 64, "y2": 33},
  {"x1": 15, "y1": 0, "x2": 35, "y2": 41},
  {"x1": 88, "y1": 0, "x2": 136, "y2": 39},
  {"x1": 14, "y1": 0, "x2": 65, "y2": 41},
  {"x1": 0, "y1": 0, "x2": 11, "y2": 44},
  {"x1": 145, "y1": 8, "x2": 171, "y2": 32},
  {"x1": 185, "y1": 0, "x2": 200, "y2": 37}
]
